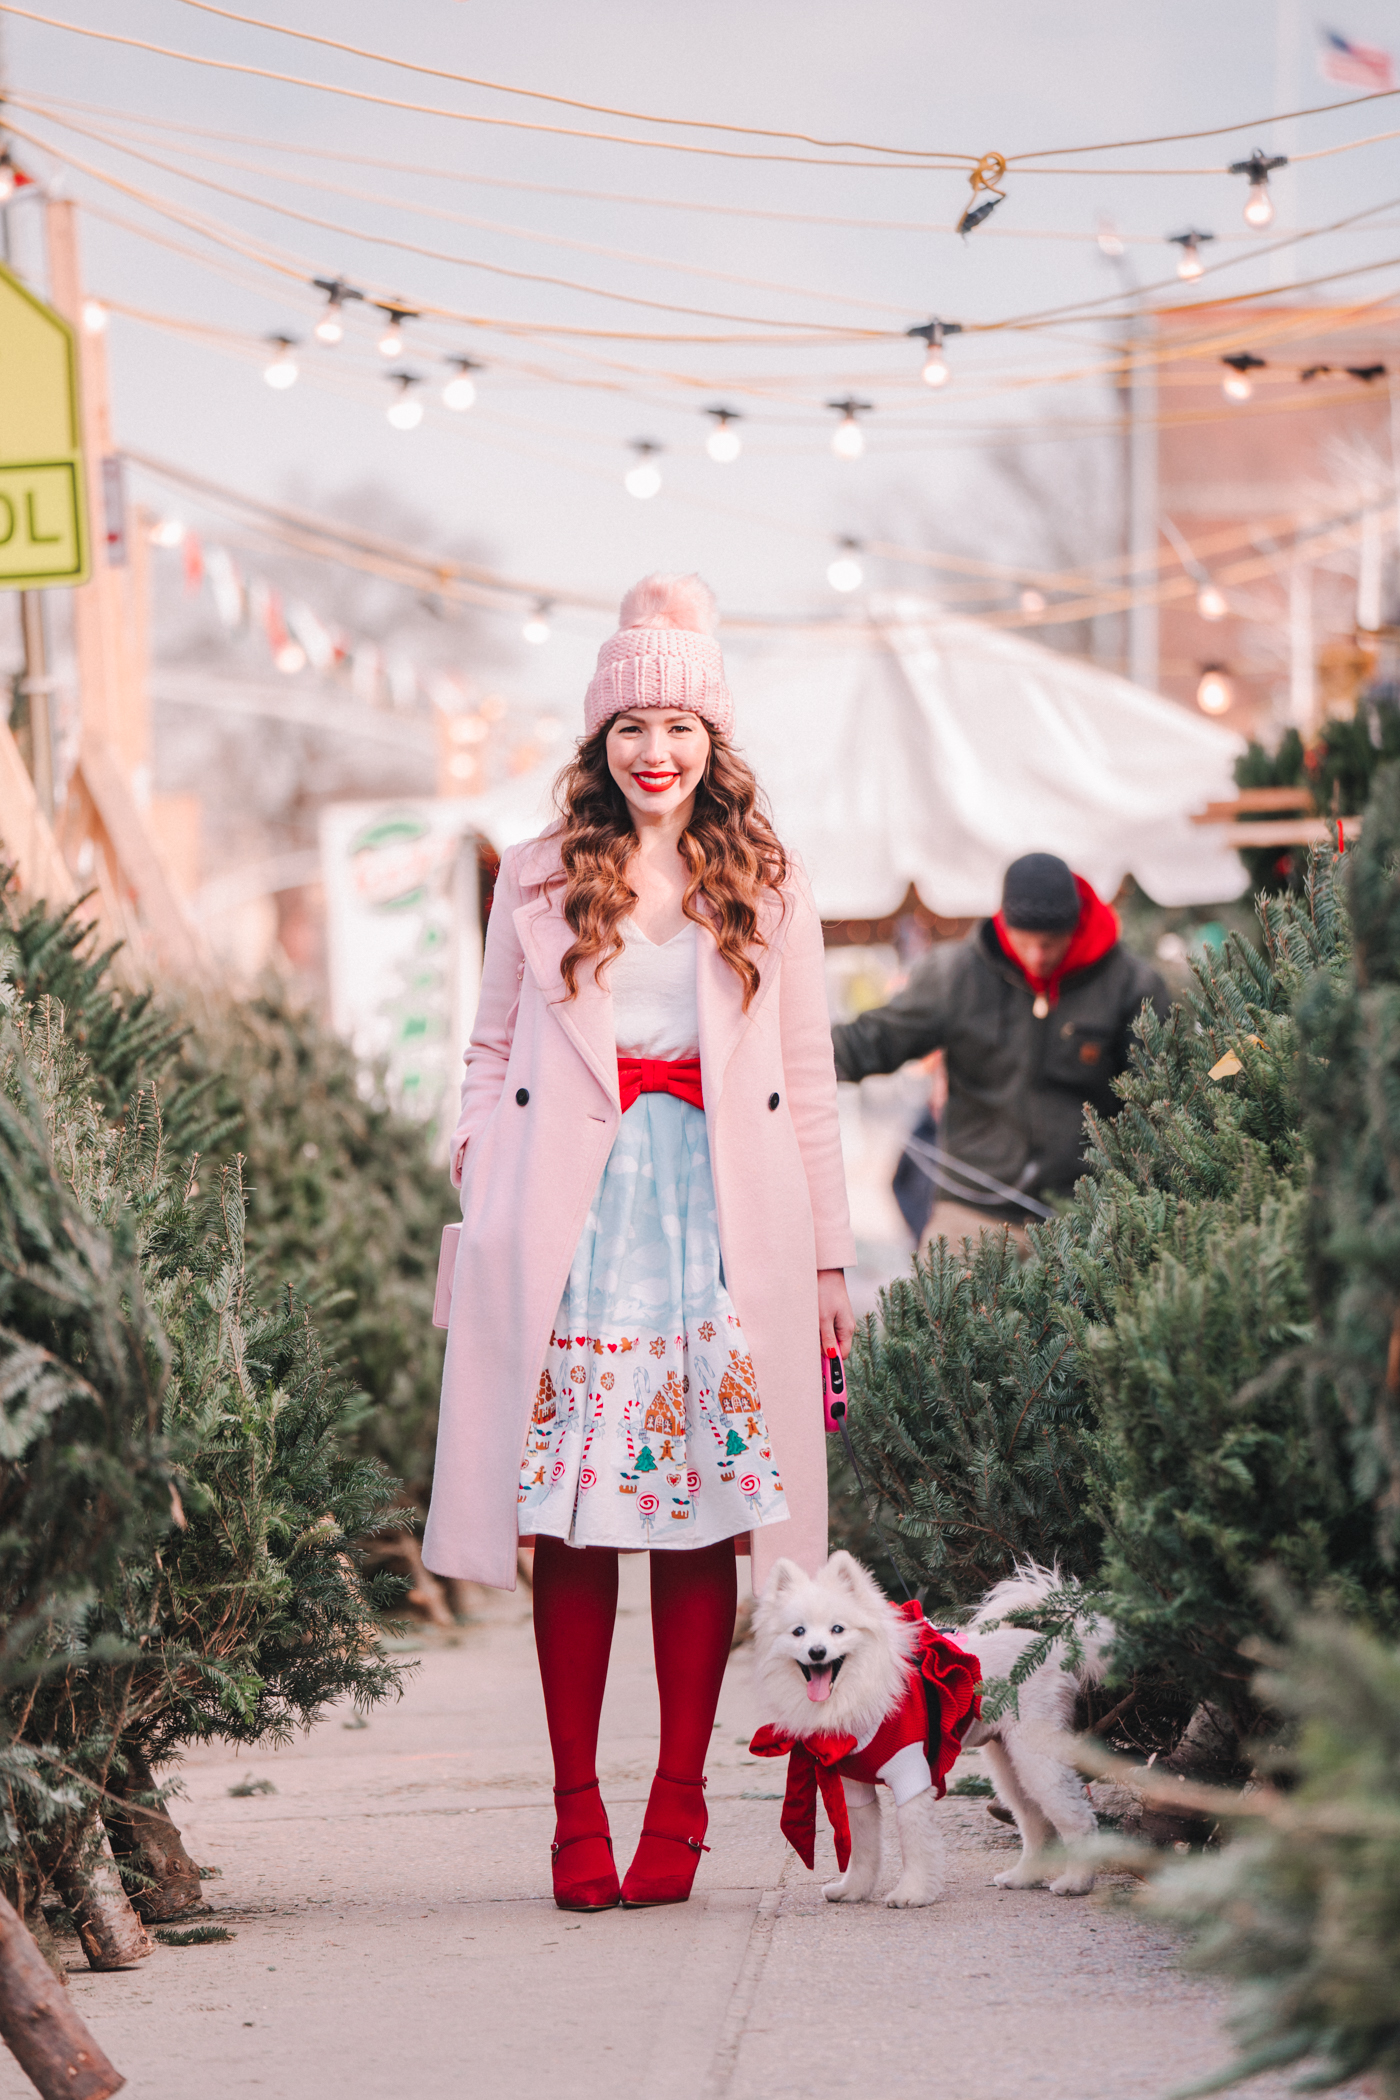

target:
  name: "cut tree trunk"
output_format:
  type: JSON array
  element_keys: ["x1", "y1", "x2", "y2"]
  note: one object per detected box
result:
[
  {"x1": 0, "y1": 1890, "x2": 124, "y2": 2099},
  {"x1": 51, "y1": 1828, "x2": 151, "y2": 1973},
  {"x1": 103, "y1": 1744, "x2": 203, "y2": 1923},
  {"x1": 1117, "y1": 1702, "x2": 1249, "y2": 1848}
]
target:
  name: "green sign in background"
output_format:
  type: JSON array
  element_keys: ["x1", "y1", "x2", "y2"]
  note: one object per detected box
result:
[{"x1": 0, "y1": 263, "x2": 89, "y2": 588}]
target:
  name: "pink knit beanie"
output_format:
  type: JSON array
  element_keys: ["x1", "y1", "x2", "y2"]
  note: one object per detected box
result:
[{"x1": 583, "y1": 572, "x2": 733, "y2": 738}]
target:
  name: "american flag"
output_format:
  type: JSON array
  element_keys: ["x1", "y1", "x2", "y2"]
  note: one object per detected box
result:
[{"x1": 1318, "y1": 28, "x2": 1396, "y2": 91}]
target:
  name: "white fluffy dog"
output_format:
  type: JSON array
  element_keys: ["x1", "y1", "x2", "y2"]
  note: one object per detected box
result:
[
  {"x1": 753, "y1": 1554, "x2": 1111, "y2": 1905},
  {"x1": 960, "y1": 1563, "x2": 1110, "y2": 1896},
  {"x1": 752, "y1": 1552, "x2": 947, "y2": 1907}
]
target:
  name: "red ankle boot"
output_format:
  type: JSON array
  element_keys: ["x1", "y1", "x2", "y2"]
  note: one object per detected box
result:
[
  {"x1": 551, "y1": 1779, "x2": 620, "y2": 1912},
  {"x1": 619, "y1": 1773, "x2": 710, "y2": 1908}
]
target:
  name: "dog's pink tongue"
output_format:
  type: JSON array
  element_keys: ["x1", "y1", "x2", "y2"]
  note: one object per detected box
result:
[{"x1": 806, "y1": 1666, "x2": 833, "y2": 1704}]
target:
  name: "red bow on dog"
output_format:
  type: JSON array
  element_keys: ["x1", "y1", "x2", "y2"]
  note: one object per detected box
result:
[
  {"x1": 616, "y1": 1056, "x2": 705, "y2": 1115},
  {"x1": 748, "y1": 1728, "x2": 855, "y2": 1872}
]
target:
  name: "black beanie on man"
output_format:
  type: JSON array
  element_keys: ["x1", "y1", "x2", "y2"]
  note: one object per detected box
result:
[{"x1": 1000, "y1": 853, "x2": 1082, "y2": 932}]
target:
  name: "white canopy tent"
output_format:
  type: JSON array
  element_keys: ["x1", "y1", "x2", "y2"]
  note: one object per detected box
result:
[{"x1": 462, "y1": 597, "x2": 1250, "y2": 914}]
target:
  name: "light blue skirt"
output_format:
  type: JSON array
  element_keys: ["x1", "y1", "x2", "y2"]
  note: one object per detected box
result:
[{"x1": 519, "y1": 1093, "x2": 790, "y2": 1550}]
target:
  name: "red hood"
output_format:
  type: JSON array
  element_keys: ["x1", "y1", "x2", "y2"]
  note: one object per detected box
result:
[{"x1": 993, "y1": 875, "x2": 1120, "y2": 1008}]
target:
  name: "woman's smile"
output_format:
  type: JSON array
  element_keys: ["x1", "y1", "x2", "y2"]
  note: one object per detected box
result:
[{"x1": 633, "y1": 767, "x2": 681, "y2": 793}]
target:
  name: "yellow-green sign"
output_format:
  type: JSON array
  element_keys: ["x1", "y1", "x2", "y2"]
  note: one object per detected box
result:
[{"x1": 0, "y1": 263, "x2": 88, "y2": 587}]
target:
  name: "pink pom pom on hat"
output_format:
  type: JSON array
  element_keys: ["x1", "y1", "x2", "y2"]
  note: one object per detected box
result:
[{"x1": 582, "y1": 572, "x2": 733, "y2": 738}]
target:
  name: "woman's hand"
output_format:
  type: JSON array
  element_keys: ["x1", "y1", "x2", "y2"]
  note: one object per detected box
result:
[{"x1": 818, "y1": 1269, "x2": 855, "y2": 1360}]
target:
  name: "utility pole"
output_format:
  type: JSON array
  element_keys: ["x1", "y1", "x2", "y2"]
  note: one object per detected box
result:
[
  {"x1": 1103, "y1": 237, "x2": 1159, "y2": 693},
  {"x1": 40, "y1": 197, "x2": 202, "y2": 976},
  {"x1": 16, "y1": 591, "x2": 53, "y2": 817}
]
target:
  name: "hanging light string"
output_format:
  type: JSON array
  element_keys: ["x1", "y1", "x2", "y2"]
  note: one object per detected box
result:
[
  {"x1": 74, "y1": 189, "x2": 1400, "y2": 447},
  {"x1": 3, "y1": 95, "x2": 928, "y2": 322},
  {"x1": 0, "y1": 113, "x2": 889, "y2": 338},
  {"x1": 11, "y1": 106, "x2": 1400, "y2": 368},
  {"x1": 103, "y1": 282, "x2": 1400, "y2": 498},
  {"x1": 127, "y1": 443, "x2": 1394, "y2": 645}
]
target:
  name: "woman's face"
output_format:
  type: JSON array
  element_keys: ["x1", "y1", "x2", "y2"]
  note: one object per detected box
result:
[{"x1": 605, "y1": 710, "x2": 710, "y2": 825}]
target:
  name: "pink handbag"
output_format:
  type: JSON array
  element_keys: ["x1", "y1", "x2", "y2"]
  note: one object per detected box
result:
[{"x1": 432, "y1": 1223, "x2": 461, "y2": 1330}]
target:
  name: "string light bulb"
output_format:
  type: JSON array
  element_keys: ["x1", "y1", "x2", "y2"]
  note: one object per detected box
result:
[
  {"x1": 1167, "y1": 229, "x2": 1215, "y2": 281},
  {"x1": 522, "y1": 600, "x2": 552, "y2": 646},
  {"x1": 386, "y1": 371, "x2": 424, "y2": 430},
  {"x1": 1196, "y1": 665, "x2": 1233, "y2": 715},
  {"x1": 1221, "y1": 352, "x2": 1266, "y2": 403},
  {"x1": 263, "y1": 334, "x2": 299, "y2": 389},
  {"x1": 375, "y1": 301, "x2": 418, "y2": 358},
  {"x1": 907, "y1": 319, "x2": 962, "y2": 390},
  {"x1": 0, "y1": 150, "x2": 16, "y2": 206},
  {"x1": 827, "y1": 397, "x2": 872, "y2": 460},
  {"x1": 148, "y1": 517, "x2": 185, "y2": 549},
  {"x1": 1197, "y1": 582, "x2": 1228, "y2": 621},
  {"x1": 827, "y1": 538, "x2": 864, "y2": 593},
  {"x1": 442, "y1": 356, "x2": 481, "y2": 411},
  {"x1": 1229, "y1": 150, "x2": 1287, "y2": 232},
  {"x1": 705, "y1": 407, "x2": 743, "y2": 463},
  {"x1": 1096, "y1": 219, "x2": 1125, "y2": 259},
  {"x1": 311, "y1": 275, "x2": 363, "y2": 345},
  {"x1": 81, "y1": 299, "x2": 107, "y2": 336},
  {"x1": 624, "y1": 440, "x2": 663, "y2": 499}
]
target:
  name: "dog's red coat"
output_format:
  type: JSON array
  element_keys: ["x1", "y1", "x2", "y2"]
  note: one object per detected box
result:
[{"x1": 749, "y1": 1606, "x2": 981, "y2": 1871}]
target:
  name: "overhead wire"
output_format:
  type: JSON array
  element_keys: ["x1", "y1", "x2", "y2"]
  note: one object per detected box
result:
[
  {"x1": 0, "y1": 6, "x2": 949, "y2": 170},
  {"x1": 12, "y1": 89, "x2": 1347, "y2": 244},
  {"x1": 0, "y1": 111, "x2": 893, "y2": 335},
  {"x1": 165, "y1": 0, "x2": 963, "y2": 161},
  {"x1": 74, "y1": 1, "x2": 1400, "y2": 171},
  {"x1": 16, "y1": 103, "x2": 1400, "y2": 369},
  {"x1": 5, "y1": 95, "x2": 928, "y2": 320}
]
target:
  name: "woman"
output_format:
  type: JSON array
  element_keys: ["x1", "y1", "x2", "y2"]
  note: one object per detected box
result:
[{"x1": 423, "y1": 573, "x2": 855, "y2": 1913}]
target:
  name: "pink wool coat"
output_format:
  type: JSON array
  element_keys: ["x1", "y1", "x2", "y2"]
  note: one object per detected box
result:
[{"x1": 421, "y1": 830, "x2": 856, "y2": 1593}]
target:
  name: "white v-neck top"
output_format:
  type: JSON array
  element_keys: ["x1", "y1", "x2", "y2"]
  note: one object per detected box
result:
[{"x1": 610, "y1": 918, "x2": 700, "y2": 1060}]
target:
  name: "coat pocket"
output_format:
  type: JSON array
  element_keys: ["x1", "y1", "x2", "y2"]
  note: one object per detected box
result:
[
  {"x1": 432, "y1": 1223, "x2": 462, "y2": 1330},
  {"x1": 1043, "y1": 1019, "x2": 1113, "y2": 1090}
]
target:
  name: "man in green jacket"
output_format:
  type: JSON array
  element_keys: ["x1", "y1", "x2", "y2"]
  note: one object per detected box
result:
[{"x1": 832, "y1": 853, "x2": 1169, "y2": 1244}]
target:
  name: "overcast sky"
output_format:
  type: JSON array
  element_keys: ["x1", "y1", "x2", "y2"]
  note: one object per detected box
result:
[{"x1": 3, "y1": 0, "x2": 1398, "y2": 704}]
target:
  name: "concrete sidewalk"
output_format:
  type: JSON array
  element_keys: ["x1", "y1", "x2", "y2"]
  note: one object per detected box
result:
[{"x1": 28, "y1": 1562, "x2": 1339, "y2": 2100}]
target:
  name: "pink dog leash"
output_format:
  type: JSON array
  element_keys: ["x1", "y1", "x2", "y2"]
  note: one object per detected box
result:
[{"x1": 823, "y1": 1353, "x2": 918, "y2": 1607}]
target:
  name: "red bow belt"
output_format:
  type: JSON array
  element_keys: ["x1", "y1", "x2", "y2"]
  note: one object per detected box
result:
[{"x1": 617, "y1": 1056, "x2": 704, "y2": 1115}]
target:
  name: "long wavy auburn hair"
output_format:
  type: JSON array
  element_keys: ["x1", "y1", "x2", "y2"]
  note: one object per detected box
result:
[{"x1": 551, "y1": 722, "x2": 789, "y2": 1008}]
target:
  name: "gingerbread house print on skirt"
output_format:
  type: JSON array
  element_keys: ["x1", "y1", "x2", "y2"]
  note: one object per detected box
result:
[{"x1": 517, "y1": 1092, "x2": 789, "y2": 1549}]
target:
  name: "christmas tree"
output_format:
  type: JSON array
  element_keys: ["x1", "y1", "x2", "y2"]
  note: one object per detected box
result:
[
  {"x1": 845, "y1": 813, "x2": 1398, "y2": 1759},
  {"x1": 0, "y1": 896, "x2": 407, "y2": 1971},
  {"x1": 0, "y1": 887, "x2": 454, "y2": 1509},
  {"x1": 1149, "y1": 1606, "x2": 1400, "y2": 2099}
]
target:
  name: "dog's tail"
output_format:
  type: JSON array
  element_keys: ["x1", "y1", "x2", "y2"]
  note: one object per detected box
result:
[{"x1": 970, "y1": 1560, "x2": 1109, "y2": 1683}]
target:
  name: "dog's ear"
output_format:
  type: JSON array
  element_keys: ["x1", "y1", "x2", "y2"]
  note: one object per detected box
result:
[
  {"x1": 761, "y1": 1558, "x2": 805, "y2": 1606},
  {"x1": 824, "y1": 1550, "x2": 883, "y2": 1603}
]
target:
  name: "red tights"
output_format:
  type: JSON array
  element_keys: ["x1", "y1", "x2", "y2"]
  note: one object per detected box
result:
[
  {"x1": 532, "y1": 1536, "x2": 737, "y2": 1785},
  {"x1": 532, "y1": 1537, "x2": 738, "y2": 1906}
]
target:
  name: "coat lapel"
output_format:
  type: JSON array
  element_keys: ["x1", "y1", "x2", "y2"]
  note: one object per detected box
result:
[
  {"x1": 512, "y1": 827, "x2": 794, "y2": 1114},
  {"x1": 696, "y1": 888, "x2": 794, "y2": 1107},
  {"x1": 515, "y1": 894, "x2": 620, "y2": 1109}
]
